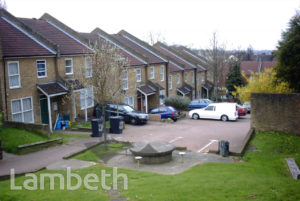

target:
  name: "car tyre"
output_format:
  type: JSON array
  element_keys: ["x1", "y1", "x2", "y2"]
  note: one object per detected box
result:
[
  {"x1": 221, "y1": 115, "x2": 228, "y2": 122},
  {"x1": 130, "y1": 118, "x2": 137, "y2": 125},
  {"x1": 192, "y1": 113, "x2": 199, "y2": 120}
]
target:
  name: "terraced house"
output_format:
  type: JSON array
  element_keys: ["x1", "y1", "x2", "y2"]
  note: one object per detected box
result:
[
  {"x1": 110, "y1": 30, "x2": 170, "y2": 112},
  {"x1": 171, "y1": 45, "x2": 214, "y2": 98},
  {"x1": 0, "y1": 9, "x2": 94, "y2": 131},
  {"x1": 154, "y1": 42, "x2": 207, "y2": 99}
]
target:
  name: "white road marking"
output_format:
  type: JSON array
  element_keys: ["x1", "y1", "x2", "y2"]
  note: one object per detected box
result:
[
  {"x1": 197, "y1": 139, "x2": 218, "y2": 153},
  {"x1": 169, "y1": 136, "x2": 183, "y2": 143}
]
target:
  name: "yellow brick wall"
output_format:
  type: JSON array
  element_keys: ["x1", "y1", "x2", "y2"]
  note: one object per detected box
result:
[{"x1": 168, "y1": 71, "x2": 183, "y2": 96}]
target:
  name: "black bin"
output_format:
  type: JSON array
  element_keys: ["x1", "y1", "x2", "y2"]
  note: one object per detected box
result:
[
  {"x1": 219, "y1": 140, "x2": 229, "y2": 157},
  {"x1": 91, "y1": 119, "x2": 103, "y2": 137},
  {"x1": 109, "y1": 116, "x2": 124, "y2": 134}
]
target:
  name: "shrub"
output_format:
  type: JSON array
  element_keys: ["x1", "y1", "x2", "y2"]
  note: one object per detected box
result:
[{"x1": 164, "y1": 95, "x2": 190, "y2": 111}]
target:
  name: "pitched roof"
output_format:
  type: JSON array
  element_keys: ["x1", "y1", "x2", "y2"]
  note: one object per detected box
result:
[
  {"x1": 240, "y1": 61, "x2": 259, "y2": 76},
  {"x1": 261, "y1": 61, "x2": 277, "y2": 71},
  {"x1": 177, "y1": 84, "x2": 194, "y2": 95},
  {"x1": 154, "y1": 42, "x2": 196, "y2": 71},
  {"x1": 0, "y1": 10, "x2": 56, "y2": 57},
  {"x1": 81, "y1": 30, "x2": 147, "y2": 67},
  {"x1": 19, "y1": 17, "x2": 93, "y2": 55},
  {"x1": 137, "y1": 84, "x2": 156, "y2": 95},
  {"x1": 111, "y1": 30, "x2": 167, "y2": 65}
]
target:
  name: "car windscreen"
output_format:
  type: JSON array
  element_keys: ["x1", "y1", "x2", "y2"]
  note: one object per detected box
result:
[
  {"x1": 121, "y1": 105, "x2": 135, "y2": 112},
  {"x1": 167, "y1": 106, "x2": 176, "y2": 111}
]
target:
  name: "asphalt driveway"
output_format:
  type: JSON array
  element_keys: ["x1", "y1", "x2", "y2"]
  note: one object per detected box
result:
[{"x1": 111, "y1": 114, "x2": 251, "y2": 154}]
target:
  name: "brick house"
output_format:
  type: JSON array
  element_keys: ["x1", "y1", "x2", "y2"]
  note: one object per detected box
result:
[
  {"x1": 110, "y1": 30, "x2": 170, "y2": 112},
  {"x1": 153, "y1": 42, "x2": 207, "y2": 100},
  {"x1": 171, "y1": 45, "x2": 214, "y2": 98},
  {"x1": 0, "y1": 9, "x2": 94, "y2": 131},
  {"x1": 80, "y1": 28, "x2": 149, "y2": 111}
]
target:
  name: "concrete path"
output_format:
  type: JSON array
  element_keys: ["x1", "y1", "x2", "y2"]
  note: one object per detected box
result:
[
  {"x1": 0, "y1": 137, "x2": 101, "y2": 177},
  {"x1": 46, "y1": 159, "x2": 97, "y2": 170}
]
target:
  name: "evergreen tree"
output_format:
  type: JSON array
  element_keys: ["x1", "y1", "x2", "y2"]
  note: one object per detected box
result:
[
  {"x1": 225, "y1": 59, "x2": 244, "y2": 93},
  {"x1": 275, "y1": 11, "x2": 300, "y2": 92}
]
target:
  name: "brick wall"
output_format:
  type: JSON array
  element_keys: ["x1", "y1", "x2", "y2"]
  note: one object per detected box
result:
[
  {"x1": 251, "y1": 93, "x2": 300, "y2": 135},
  {"x1": 169, "y1": 71, "x2": 183, "y2": 96}
]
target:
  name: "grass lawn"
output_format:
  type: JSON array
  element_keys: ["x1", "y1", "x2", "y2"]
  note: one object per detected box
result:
[
  {"x1": 72, "y1": 142, "x2": 130, "y2": 162},
  {"x1": 0, "y1": 131, "x2": 299, "y2": 201},
  {"x1": 0, "y1": 127, "x2": 89, "y2": 154}
]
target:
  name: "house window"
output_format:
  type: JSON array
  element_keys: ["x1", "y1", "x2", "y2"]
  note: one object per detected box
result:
[
  {"x1": 37, "y1": 60, "x2": 47, "y2": 78},
  {"x1": 150, "y1": 66, "x2": 155, "y2": 79},
  {"x1": 169, "y1": 75, "x2": 173, "y2": 90},
  {"x1": 202, "y1": 73, "x2": 205, "y2": 82},
  {"x1": 176, "y1": 73, "x2": 180, "y2": 85},
  {"x1": 124, "y1": 96, "x2": 134, "y2": 108},
  {"x1": 191, "y1": 71, "x2": 194, "y2": 83},
  {"x1": 65, "y1": 58, "x2": 73, "y2": 75},
  {"x1": 85, "y1": 57, "x2": 92, "y2": 78},
  {"x1": 122, "y1": 70, "x2": 128, "y2": 90},
  {"x1": 80, "y1": 86, "x2": 94, "y2": 109},
  {"x1": 184, "y1": 72, "x2": 188, "y2": 82},
  {"x1": 11, "y1": 97, "x2": 34, "y2": 123},
  {"x1": 136, "y1": 68, "x2": 141, "y2": 82},
  {"x1": 8, "y1": 61, "x2": 21, "y2": 89},
  {"x1": 159, "y1": 90, "x2": 165, "y2": 105},
  {"x1": 160, "y1": 65, "x2": 164, "y2": 81}
]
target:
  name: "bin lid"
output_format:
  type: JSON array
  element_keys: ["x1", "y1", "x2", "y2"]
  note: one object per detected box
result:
[{"x1": 109, "y1": 116, "x2": 124, "y2": 120}]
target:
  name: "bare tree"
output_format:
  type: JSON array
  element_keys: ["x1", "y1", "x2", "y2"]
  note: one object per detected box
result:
[
  {"x1": 147, "y1": 31, "x2": 165, "y2": 45},
  {"x1": 203, "y1": 32, "x2": 229, "y2": 100},
  {"x1": 0, "y1": 0, "x2": 7, "y2": 9},
  {"x1": 77, "y1": 41, "x2": 129, "y2": 144}
]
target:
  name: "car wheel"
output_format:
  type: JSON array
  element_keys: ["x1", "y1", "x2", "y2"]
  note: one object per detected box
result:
[
  {"x1": 221, "y1": 115, "x2": 228, "y2": 122},
  {"x1": 192, "y1": 113, "x2": 199, "y2": 120},
  {"x1": 172, "y1": 118, "x2": 177, "y2": 122},
  {"x1": 130, "y1": 118, "x2": 137, "y2": 125}
]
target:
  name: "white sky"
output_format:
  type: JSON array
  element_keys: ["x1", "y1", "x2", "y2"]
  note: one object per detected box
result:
[{"x1": 5, "y1": 0, "x2": 300, "y2": 50}]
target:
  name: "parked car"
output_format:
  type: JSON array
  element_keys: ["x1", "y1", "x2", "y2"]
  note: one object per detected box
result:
[
  {"x1": 149, "y1": 106, "x2": 179, "y2": 121},
  {"x1": 237, "y1": 104, "x2": 247, "y2": 117},
  {"x1": 188, "y1": 99, "x2": 212, "y2": 109},
  {"x1": 94, "y1": 103, "x2": 149, "y2": 125},
  {"x1": 188, "y1": 103, "x2": 238, "y2": 121},
  {"x1": 243, "y1": 102, "x2": 251, "y2": 113}
]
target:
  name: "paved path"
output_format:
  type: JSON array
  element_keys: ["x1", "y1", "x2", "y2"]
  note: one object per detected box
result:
[
  {"x1": 0, "y1": 137, "x2": 101, "y2": 177},
  {"x1": 111, "y1": 115, "x2": 251, "y2": 154}
]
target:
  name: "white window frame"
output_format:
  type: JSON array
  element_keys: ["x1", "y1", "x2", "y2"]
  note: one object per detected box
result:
[
  {"x1": 184, "y1": 72, "x2": 188, "y2": 82},
  {"x1": 159, "y1": 90, "x2": 165, "y2": 105},
  {"x1": 122, "y1": 70, "x2": 128, "y2": 90},
  {"x1": 191, "y1": 71, "x2": 195, "y2": 83},
  {"x1": 160, "y1": 65, "x2": 164, "y2": 81},
  {"x1": 85, "y1": 57, "x2": 92, "y2": 78},
  {"x1": 11, "y1": 96, "x2": 34, "y2": 123},
  {"x1": 169, "y1": 75, "x2": 173, "y2": 90},
  {"x1": 124, "y1": 96, "x2": 134, "y2": 108},
  {"x1": 150, "y1": 66, "x2": 155, "y2": 79},
  {"x1": 80, "y1": 86, "x2": 94, "y2": 110},
  {"x1": 136, "y1": 68, "x2": 141, "y2": 82},
  {"x1": 65, "y1": 58, "x2": 73, "y2": 75},
  {"x1": 176, "y1": 73, "x2": 180, "y2": 85},
  {"x1": 202, "y1": 73, "x2": 205, "y2": 82},
  {"x1": 8, "y1": 61, "x2": 21, "y2": 89},
  {"x1": 36, "y1": 60, "x2": 47, "y2": 78}
]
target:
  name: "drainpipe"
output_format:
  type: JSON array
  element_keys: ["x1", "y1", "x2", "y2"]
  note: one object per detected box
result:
[
  {"x1": 194, "y1": 68, "x2": 197, "y2": 99},
  {"x1": 47, "y1": 95, "x2": 53, "y2": 132},
  {"x1": 145, "y1": 94, "x2": 148, "y2": 113},
  {"x1": 2, "y1": 58, "x2": 8, "y2": 121},
  {"x1": 165, "y1": 62, "x2": 169, "y2": 97}
]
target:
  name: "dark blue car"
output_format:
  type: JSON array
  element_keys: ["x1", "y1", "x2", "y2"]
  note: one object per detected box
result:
[
  {"x1": 188, "y1": 99, "x2": 212, "y2": 109},
  {"x1": 149, "y1": 106, "x2": 179, "y2": 121}
]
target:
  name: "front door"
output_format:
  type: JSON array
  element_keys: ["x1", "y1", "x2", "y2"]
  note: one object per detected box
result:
[
  {"x1": 137, "y1": 98, "x2": 142, "y2": 111},
  {"x1": 40, "y1": 98, "x2": 49, "y2": 124}
]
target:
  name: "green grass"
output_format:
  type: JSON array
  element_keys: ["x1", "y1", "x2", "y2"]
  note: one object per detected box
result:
[
  {"x1": 0, "y1": 127, "x2": 89, "y2": 154},
  {"x1": 0, "y1": 131, "x2": 299, "y2": 201},
  {"x1": 72, "y1": 143, "x2": 129, "y2": 162}
]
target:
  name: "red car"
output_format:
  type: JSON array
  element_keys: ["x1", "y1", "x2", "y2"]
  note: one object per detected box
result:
[{"x1": 237, "y1": 104, "x2": 247, "y2": 117}]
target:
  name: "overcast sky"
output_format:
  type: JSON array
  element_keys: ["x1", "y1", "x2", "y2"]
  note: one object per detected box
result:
[{"x1": 4, "y1": 0, "x2": 300, "y2": 50}]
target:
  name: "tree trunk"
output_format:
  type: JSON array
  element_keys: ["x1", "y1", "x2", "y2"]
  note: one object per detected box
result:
[{"x1": 101, "y1": 102, "x2": 108, "y2": 150}]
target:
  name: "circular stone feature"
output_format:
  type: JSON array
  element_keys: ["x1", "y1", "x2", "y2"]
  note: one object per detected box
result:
[{"x1": 130, "y1": 141, "x2": 175, "y2": 164}]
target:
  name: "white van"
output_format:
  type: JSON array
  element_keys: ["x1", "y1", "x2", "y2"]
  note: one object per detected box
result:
[{"x1": 188, "y1": 103, "x2": 238, "y2": 121}]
